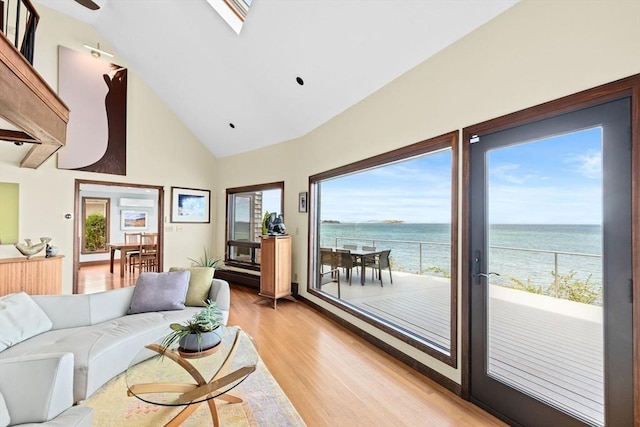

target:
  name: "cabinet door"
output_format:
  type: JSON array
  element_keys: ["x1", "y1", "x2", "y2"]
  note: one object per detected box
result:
[{"x1": 260, "y1": 237, "x2": 276, "y2": 297}]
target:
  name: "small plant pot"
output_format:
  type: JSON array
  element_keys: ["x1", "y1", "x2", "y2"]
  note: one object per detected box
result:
[{"x1": 178, "y1": 329, "x2": 221, "y2": 353}]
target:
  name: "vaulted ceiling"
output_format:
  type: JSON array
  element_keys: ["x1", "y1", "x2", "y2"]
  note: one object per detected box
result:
[{"x1": 35, "y1": 0, "x2": 518, "y2": 158}]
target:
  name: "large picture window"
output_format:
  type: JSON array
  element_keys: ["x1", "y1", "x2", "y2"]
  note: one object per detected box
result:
[
  {"x1": 308, "y1": 132, "x2": 458, "y2": 365},
  {"x1": 225, "y1": 182, "x2": 284, "y2": 269}
]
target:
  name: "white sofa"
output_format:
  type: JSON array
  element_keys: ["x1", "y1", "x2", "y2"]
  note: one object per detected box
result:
[{"x1": 0, "y1": 277, "x2": 231, "y2": 427}]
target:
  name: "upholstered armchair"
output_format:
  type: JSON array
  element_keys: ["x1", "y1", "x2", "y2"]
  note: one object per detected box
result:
[{"x1": 0, "y1": 353, "x2": 92, "y2": 427}]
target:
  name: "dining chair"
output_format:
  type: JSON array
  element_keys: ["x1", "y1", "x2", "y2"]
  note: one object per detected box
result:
[
  {"x1": 124, "y1": 233, "x2": 142, "y2": 273},
  {"x1": 319, "y1": 268, "x2": 341, "y2": 298},
  {"x1": 372, "y1": 250, "x2": 393, "y2": 286},
  {"x1": 134, "y1": 233, "x2": 158, "y2": 273},
  {"x1": 336, "y1": 249, "x2": 354, "y2": 286},
  {"x1": 320, "y1": 248, "x2": 338, "y2": 276},
  {"x1": 361, "y1": 246, "x2": 377, "y2": 280},
  {"x1": 343, "y1": 244, "x2": 360, "y2": 274}
]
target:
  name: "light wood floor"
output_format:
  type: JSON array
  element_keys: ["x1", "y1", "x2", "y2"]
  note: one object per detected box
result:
[{"x1": 78, "y1": 264, "x2": 506, "y2": 426}]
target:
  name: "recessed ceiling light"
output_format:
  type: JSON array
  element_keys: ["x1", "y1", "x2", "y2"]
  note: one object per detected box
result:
[
  {"x1": 229, "y1": 123, "x2": 235, "y2": 129},
  {"x1": 296, "y1": 77, "x2": 304, "y2": 86}
]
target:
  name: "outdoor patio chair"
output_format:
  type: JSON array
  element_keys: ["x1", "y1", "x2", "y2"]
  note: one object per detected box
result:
[
  {"x1": 372, "y1": 250, "x2": 393, "y2": 286},
  {"x1": 361, "y1": 245, "x2": 377, "y2": 280},
  {"x1": 319, "y1": 268, "x2": 341, "y2": 298},
  {"x1": 336, "y1": 249, "x2": 354, "y2": 286},
  {"x1": 321, "y1": 248, "x2": 338, "y2": 277}
]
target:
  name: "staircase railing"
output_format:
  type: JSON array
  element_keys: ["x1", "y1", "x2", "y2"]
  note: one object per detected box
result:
[{"x1": 1, "y1": 0, "x2": 39, "y2": 64}]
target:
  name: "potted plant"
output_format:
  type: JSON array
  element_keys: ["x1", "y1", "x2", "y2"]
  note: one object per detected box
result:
[
  {"x1": 261, "y1": 211, "x2": 270, "y2": 235},
  {"x1": 188, "y1": 247, "x2": 221, "y2": 268},
  {"x1": 160, "y1": 299, "x2": 223, "y2": 353}
]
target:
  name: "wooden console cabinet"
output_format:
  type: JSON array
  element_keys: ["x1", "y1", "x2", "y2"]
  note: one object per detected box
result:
[
  {"x1": 0, "y1": 255, "x2": 64, "y2": 296},
  {"x1": 259, "y1": 235, "x2": 291, "y2": 309}
]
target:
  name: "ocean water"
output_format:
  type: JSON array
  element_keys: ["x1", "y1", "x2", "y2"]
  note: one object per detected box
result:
[{"x1": 319, "y1": 223, "x2": 602, "y2": 288}]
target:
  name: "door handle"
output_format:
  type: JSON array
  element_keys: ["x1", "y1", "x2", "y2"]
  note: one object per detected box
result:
[
  {"x1": 473, "y1": 250, "x2": 500, "y2": 282},
  {"x1": 474, "y1": 272, "x2": 500, "y2": 279}
]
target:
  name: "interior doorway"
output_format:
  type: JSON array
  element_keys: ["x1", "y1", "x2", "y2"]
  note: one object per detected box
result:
[{"x1": 73, "y1": 179, "x2": 164, "y2": 294}]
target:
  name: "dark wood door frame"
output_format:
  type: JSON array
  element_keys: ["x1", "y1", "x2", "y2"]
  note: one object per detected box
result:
[
  {"x1": 73, "y1": 179, "x2": 165, "y2": 294},
  {"x1": 461, "y1": 74, "x2": 640, "y2": 424}
]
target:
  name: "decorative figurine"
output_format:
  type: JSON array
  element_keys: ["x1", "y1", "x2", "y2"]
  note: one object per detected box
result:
[
  {"x1": 15, "y1": 237, "x2": 51, "y2": 259},
  {"x1": 265, "y1": 213, "x2": 286, "y2": 235},
  {"x1": 46, "y1": 244, "x2": 59, "y2": 257}
]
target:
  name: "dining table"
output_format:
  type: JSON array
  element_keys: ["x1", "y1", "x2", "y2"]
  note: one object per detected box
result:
[
  {"x1": 328, "y1": 247, "x2": 384, "y2": 285},
  {"x1": 106, "y1": 242, "x2": 141, "y2": 277},
  {"x1": 349, "y1": 248, "x2": 384, "y2": 285}
]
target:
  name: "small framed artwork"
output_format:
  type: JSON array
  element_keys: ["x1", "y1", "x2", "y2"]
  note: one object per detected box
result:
[
  {"x1": 121, "y1": 210, "x2": 148, "y2": 231},
  {"x1": 298, "y1": 192, "x2": 308, "y2": 213},
  {"x1": 171, "y1": 187, "x2": 211, "y2": 223}
]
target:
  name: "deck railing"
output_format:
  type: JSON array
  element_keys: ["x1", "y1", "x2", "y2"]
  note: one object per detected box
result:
[
  {"x1": 332, "y1": 236, "x2": 449, "y2": 275},
  {"x1": 489, "y1": 245, "x2": 601, "y2": 296},
  {"x1": 332, "y1": 236, "x2": 601, "y2": 285},
  {"x1": 1, "y1": 0, "x2": 39, "y2": 64}
]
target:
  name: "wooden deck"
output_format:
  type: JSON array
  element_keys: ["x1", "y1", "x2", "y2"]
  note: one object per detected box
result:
[{"x1": 318, "y1": 270, "x2": 604, "y2": 426}]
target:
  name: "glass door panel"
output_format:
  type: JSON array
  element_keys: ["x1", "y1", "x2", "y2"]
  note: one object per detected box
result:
[
  {"x1": 485, "y1": 128, "x2": 604, "y2": 425},
  {"x1": 469, "y1": 98, "x2": 633, "y2": 427}
]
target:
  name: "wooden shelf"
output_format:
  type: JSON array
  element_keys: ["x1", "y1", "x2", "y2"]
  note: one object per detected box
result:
[{"x1": 0, "y1": 34, "x2": 69, "y2": 168}]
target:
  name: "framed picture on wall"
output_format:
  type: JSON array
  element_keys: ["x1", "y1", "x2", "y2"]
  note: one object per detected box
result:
[
  {"x1": 121, "y1": 210, "x2": 148, "y2": 231},
  {"x1": 171, "y1": 187, "x2": 211, "y2": 223},
  {"x1": 299, "y1": 192, "x2": 308, "y2": 213}
]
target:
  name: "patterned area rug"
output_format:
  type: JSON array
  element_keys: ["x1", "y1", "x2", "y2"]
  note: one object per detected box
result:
[{"x1": 81, "y1": 357, "x2": 305, "y2": 426}]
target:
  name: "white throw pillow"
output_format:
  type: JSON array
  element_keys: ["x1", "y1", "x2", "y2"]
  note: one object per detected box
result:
[
  {"x1": 0, "y1": 390, "x2": 9, "y2": 427},
  {"x1": 0, "y1": 292, "x2": 53, "y2": 352}
]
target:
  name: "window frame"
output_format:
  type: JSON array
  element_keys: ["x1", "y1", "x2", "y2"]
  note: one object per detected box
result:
[
  {"x1": 225, "y1": 181, "x2": 284, "y2": 270},
  {"x1": 307, "y1": 131, "x2": 459, "y2": 367}
]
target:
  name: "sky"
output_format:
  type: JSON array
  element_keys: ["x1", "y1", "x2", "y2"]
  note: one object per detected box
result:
[
  {"x1": 320, "y1": 127, "x2": 603, "y2": 224},
  {"x1": 320, "y1": 149, "x2": 453, "y2": 223}
]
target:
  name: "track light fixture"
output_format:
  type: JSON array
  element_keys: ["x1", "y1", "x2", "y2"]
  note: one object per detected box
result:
[{"x1": 83, "y1": 43, "x2": 114, "y2": 58}]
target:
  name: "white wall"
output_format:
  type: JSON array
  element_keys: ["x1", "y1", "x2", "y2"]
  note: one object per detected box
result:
[
  {"x1": 0, "y1": 5, "x2": 219, "y2": 292},
  {"x1": 213, "y1": 0, "x2": 640, "y2": 384}
]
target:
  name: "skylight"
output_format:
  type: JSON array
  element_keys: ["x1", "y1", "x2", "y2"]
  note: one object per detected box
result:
[{"x1": 206, "y1": 0, "x2": 253, "y2": 35}]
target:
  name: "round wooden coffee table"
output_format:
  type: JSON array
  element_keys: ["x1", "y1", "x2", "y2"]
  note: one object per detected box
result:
[{"x1": 125, "y1": 326, "x2": 258, "y2": 427}]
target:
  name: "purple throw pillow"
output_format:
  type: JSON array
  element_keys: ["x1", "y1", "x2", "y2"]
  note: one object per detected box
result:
[{"x1": 127, "y1": 270, "x2": 190, "y2": 314}]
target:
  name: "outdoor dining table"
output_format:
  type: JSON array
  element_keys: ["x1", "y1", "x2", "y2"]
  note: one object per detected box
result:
[
  {"x1": 328, "y1": 247, "x2": 384, "y2": 285},
  {"x1": 350, "y1": 248, "x2": 384, "y2": 285},
  {"x1": 106, "y1": 242, "x2": 141, "y2": 277}
]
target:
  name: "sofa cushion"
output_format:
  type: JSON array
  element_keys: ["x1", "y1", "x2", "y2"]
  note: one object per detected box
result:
[
  {"x1": 0, "y1": 292, "x2": 52, "y2": 352},
  {"x1": 31, "y1": 287, "x2": 136, "y2": 331},
  {"x1": 127, "y1": 271, "x2": 190, "y2": 314},
  {"x1": 169, "y1": 267, "x2": 215, "y2": 307},
  {"x1": 0, "y1": 390, "x2": 9, "y2": 427}
]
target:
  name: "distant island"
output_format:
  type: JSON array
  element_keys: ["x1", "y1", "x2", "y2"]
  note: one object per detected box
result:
[{"x1": 321, "y1": 219, "x2": 405, "y2": 224}]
